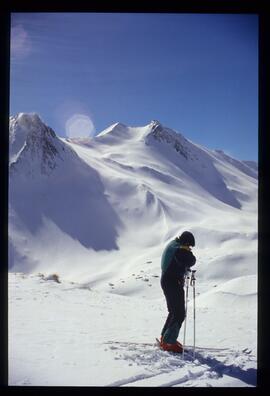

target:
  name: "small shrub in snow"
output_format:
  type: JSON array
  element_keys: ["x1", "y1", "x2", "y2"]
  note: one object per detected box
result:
[{"x1": 45, "y1": 273, "x2": 61, "y2": 283}]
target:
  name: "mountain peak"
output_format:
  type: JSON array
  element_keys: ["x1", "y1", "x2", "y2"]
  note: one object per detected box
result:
[
  {"x1": 10, "y1": 112, "x2": 57, "y2": 150},
  {"x1": 11, "y1": 113, "x2": 55, "y2": 138},
  {"x1": 96, "y1": 122, "x2": 127, "y2": 137},
  {"x1": 144, "y1": 121, "x2": 189, "y2": 158},
  {"x1": 149, "y1": 119, "x2": 163, "y2": 129},
  {"x1": 9, "y1": 113, "x2": 73, "y2": 177},
  {"x1": 16, "y1": 112, "x2": 43, "y2": 126}
]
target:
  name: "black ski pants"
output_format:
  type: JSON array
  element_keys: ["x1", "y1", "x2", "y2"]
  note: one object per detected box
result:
[{"x1": 161, "y1": 282, "x2": 185, "y2": 344}]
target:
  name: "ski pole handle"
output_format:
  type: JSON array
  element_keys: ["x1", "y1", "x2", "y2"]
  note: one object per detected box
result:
[{"x1": 190, "y1": 270, "x2": 196, "y2": 286}]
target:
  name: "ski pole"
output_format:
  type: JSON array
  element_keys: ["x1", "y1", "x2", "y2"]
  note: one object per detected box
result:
[
  {"x1": 190, "y1": 270, "x2": 196, "y2": 360},
  {"x1": 182, "y1": 269, "x2": 190, "y2": 359}
]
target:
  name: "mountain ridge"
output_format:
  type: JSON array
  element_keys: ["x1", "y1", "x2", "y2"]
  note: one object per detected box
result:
[
  {"x1": 10, "y1": 113, "x2": 257, "y2": 173},
  {"x1": 8, "y1": 113, "x2": 257, "y2": 289}
]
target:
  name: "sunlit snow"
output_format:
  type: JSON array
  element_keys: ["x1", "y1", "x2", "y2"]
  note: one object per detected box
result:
[{"x1": 8, "y1": 114, "x2": 257, "y2": 386}]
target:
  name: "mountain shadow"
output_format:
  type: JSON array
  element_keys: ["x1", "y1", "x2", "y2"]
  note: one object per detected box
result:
[{"x1": 9, "y1": 154, "x2": 122, "y2": 253}]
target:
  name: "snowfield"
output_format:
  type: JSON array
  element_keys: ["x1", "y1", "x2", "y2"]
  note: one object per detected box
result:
[
  {"x1": 8, "y1": 114, "x2": 258, "y2": 386},
  {"x1": 9, "y1": 272, "x2": 256, "y2": 387}
]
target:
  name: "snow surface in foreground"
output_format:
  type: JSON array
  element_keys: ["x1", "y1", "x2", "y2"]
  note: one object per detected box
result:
[{"x1": 9, "y1": 272, "x2": 257, "y2": 387}]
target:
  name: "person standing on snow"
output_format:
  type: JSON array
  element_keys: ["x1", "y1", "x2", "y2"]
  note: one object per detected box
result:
[{"x1": 159, "y1": 231, "x2": 196, "y2": 353}]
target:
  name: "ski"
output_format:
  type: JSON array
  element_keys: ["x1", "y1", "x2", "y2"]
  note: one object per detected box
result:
[
  {"x1": 106, "y1": 340, "x2": 231, "y2": 353},
  {"x1": 106, "y1": 340, "x2": 156, "y2": 347}
]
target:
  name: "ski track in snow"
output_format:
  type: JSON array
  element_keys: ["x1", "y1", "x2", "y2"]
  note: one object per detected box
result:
[{"x1": 104, "y1": 341, "x2": 256, "y2": 387}]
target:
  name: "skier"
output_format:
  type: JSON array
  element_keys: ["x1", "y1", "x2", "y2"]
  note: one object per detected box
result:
[{"x1": 159, "y1": 231, "x2": 196, "y2": 353}]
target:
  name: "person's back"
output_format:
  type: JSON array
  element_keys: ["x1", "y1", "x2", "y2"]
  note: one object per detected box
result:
[
  {"x1": 161, "y1": 236, "x2": 196, "y2": 288},
  {"x1": 161, "y1": 238, "x2": 180, "y2": 275}
]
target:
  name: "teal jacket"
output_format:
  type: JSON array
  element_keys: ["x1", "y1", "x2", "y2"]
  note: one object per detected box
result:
[{"x1": 161, "y1": 237, "x2": 196, "y2": 287}]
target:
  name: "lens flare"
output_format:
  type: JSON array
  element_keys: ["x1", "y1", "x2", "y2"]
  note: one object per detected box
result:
[{"x1": 65, "y1": 114, "x2": 95, "y2": 138}]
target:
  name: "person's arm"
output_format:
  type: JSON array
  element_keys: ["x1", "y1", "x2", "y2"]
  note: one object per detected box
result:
[
  {"x1": 175, "y1": 249, "x2": 196, "y2": 280},
  {"x1": 186, "y1": 250, "x2": 196, "y2": 268}
]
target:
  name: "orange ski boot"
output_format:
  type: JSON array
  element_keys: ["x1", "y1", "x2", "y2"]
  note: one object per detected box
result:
[{"x1": 160, "y1": 341, "x2": 183, "y2": 353}]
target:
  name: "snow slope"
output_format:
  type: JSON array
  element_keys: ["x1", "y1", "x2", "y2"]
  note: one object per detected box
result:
[
  {"x1": 8, "y1": 114, "x2": 258, "y2": 386},
  {"x1": 9, "y1": 113, "x2": 122, "y2": 273},
  {"x1": 9, "y1": 272, "x2": 256, "y2": 386}
]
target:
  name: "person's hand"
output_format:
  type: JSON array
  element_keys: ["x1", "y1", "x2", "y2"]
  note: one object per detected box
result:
[{"x1": 181, "y1": 245, "x2": 191, "y2": 251}]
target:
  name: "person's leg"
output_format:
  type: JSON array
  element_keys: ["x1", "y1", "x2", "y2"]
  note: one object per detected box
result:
[
  {"x1": 162, "y1": 288, "x2": 185, "y2": 344},
  {"x1": 161, "y1": 284, "x2": 174, "y2": 338},
  {"x1": 161, "y1": 312, "x2": 173, "y2": 338}
]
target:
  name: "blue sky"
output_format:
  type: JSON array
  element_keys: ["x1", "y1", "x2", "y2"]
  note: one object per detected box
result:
[{"x1": 10, "y1": 12, "x2": 258, "y2": 160}]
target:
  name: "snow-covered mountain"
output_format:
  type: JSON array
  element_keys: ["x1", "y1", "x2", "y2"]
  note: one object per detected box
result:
[
  {"x1": 8, "y1": 113, "x2": 258, "y2": 386},
  {"x1": 9, "y1": 113, "x2": 122, "y2": 273},
  {"x1": 9, "y1": 113, "x2": 257, "y2": 287}
]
